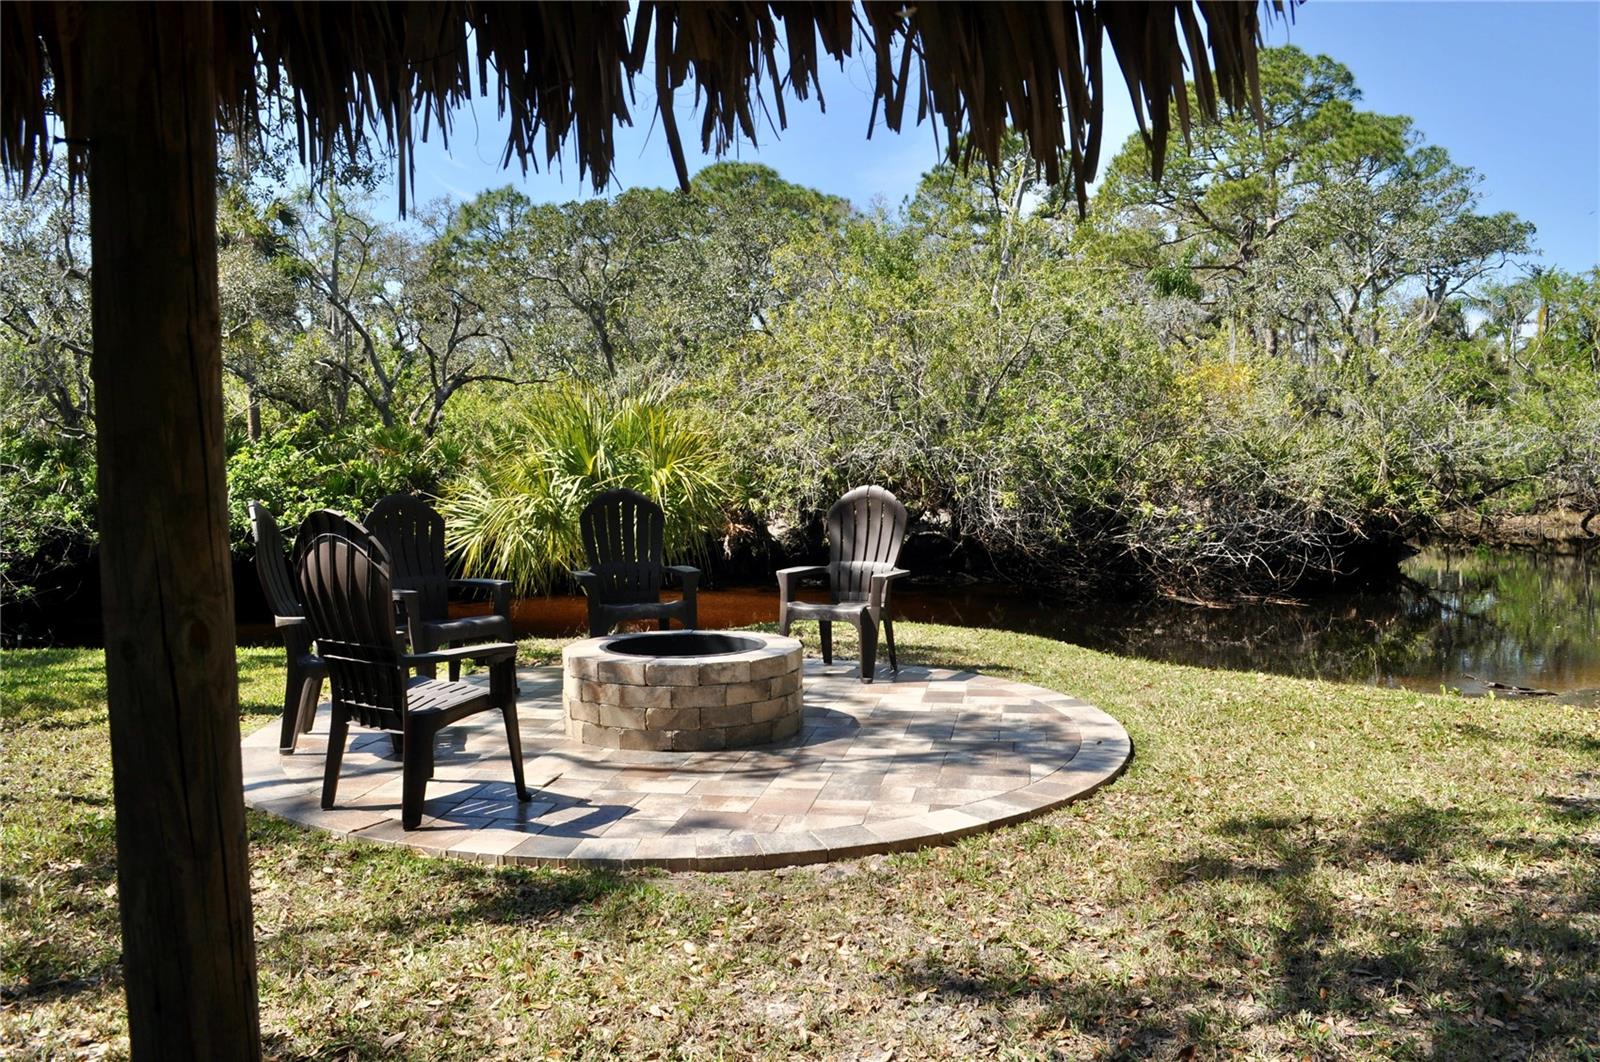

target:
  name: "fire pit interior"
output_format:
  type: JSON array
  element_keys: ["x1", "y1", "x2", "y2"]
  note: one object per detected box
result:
[
  {"x1": 563, "y1": 630, "x2": 804, "y2": 751},
  {"x1": 606, "y1": 632, "x2": 764, "y2": 657}
]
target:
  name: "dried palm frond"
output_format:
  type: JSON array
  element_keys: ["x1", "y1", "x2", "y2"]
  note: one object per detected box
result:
[{"x1": 2, "y1": 1, "x2": 1290, "y2": 211}]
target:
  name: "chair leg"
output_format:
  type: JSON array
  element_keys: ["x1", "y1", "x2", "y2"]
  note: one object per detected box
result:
[
  {"x1": 321, "y1": 708, "x2": 350, "y2": 810},
  {"x1": 389, "y1": 733, "x2": 405, "y2": 758},
  {"x1": 658, "y1": 617, "x2": 669, "y2": 630},
  {"x1": 296, "y1": 673, "x2": 321, "y2": 735},
  {"x1": 857, "y1": 618, "x2": 879, "y2": 684},
  {"x1": 401, "y1": 719, "x2": 434, "y2": 830},
  {"x1": 447, "y1": 657, "x2": 461, "y2": 682},
  {"x1": 279, "y1": 664, "x2": 303, "y2": 753},
  {"x1": 502, "y1": 699, "x2": 530, "y2": 801},
  {"x1": 778, "y1": 608, "x2": 791, "y2": 638},
  {"x1": 683, "y1": 591, "x2": 698, "y2": 631},
  {"x1": 820, "y1": 621, "x2": 833, "y2": 664},
  {"x1": 883, "y1": 618, "x2": 898, "y2": 674}
]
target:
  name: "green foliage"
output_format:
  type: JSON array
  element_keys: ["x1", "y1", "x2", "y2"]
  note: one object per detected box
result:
[
  {"x1": 1, "y1": 46, "x2": 1594, "y2": 609},
  {"x1": 225, "y1": 415, "x2": 458, "y2": 547},
  {"x1": 1094, "y1": 46, "x2": 1534, "y2": 358},
  {"x1": 0, "y1": 172, "x2": 93, "y2": 438},
  {"x1": 706, "y1": 98, "x2": 1589, "y2": 594},
  {"x1": 0, "y1": 433, "x2": 96, "y2": 597},
  {"x1": 439, "y1": 385, "x2": 733, "y2": 594}
]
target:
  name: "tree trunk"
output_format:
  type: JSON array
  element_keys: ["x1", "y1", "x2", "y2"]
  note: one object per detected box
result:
[{"x1": 85, "y1": 5, "x2": 260, "y2": 1059}]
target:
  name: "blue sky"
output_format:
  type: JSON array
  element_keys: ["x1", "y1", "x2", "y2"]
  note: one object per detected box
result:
[{"x1": 392, "y1": 2, "x2": 1600, "y2": 273}]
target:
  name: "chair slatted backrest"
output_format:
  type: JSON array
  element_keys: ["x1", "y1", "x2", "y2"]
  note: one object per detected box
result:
[
  {"x1": 825, "y1": 486, "x2": 908, "y2": 604},
  {"x1": 366, "y1": 494, "x2": 451, "y2": 622},
  {"x1": 248, "y1": 502, "x2": 302, "y2": 619},
  {"x1": 580, "y1": 489, "x2": 666, "y2": 605},
  {"x1": 294, "y1": 511, "x2": 407, "y2": 730}
]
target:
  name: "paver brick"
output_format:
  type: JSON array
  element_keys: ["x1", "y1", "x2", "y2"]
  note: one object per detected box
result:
[
  {"x1": 645, "y1": 706, "x2": 701, "y2": 730},
  {"x1": 244, "y1": 659, "x2": 1130, "y2": 871},
  {"x1": 614, "y1": 684, "x2": 672, "y2": 709},
  {"x1": 594, "y1": 659, "x2": 648, "y2": 685},
  {"x1": 769, "y1": 671, "x2": 802, "y2": 697},
  {"x1": 580, "y1": 721, "x2": 621, "y2": 748},
  {"x1": 596, "y1": 703, "x2": 647, "y2": 730},
  {"x1": 701, "y1": 702, "x2": 755, "y2": 727},
  {"x1": 671, "y1": 728, "x2": 728, "y2": 752},
  {"x1": 615, "y1": 728, "x2": 674, "y2": 752},
  {"x1": 697, "y1": 660, "x2": 751, "y2": 684},
  {"x1": 721, "y1": 680, "x2": 769, "y2": 705},
  {"x1": 771, "y1": 712, "x2": 803, "y2": 740},
  {"x1": 645, "y1": 660, "x2": 702, "y2": 686},
  {"x1": 748, "y1": 653, "x2": 791, "y2": 681},
  {"x1": 670, "y1": 684, "x2": 727, "y2": 708},
  {"x1": 724, "y1": 721, "x2": 776, "y2": 747},
  {"x1": 750, "y1": 696, "x2": 791, "y2": 723}
]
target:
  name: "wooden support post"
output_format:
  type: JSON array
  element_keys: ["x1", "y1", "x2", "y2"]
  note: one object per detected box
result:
[{"x1": 85, "y1": 4, "x2": 261, "y2": 1058}]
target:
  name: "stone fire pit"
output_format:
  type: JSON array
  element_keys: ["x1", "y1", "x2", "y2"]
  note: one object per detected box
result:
[{"x1": 562, "y1": 630, "x2": 804, "y2": 751}]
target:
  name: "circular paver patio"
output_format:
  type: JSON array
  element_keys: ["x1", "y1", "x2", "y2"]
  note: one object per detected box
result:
[{"x1": 241, "y1": 660, "x2": 1132, "y2": 871}]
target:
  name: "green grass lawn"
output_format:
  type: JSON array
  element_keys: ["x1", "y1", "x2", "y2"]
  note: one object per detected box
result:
[{"x1": 3, "y1": 625, "x2": 1597, "y2": 1059}]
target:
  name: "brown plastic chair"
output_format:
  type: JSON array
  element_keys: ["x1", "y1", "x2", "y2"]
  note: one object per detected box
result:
[
  {"x1": 366, "y1": 494, "x2": 514, "y2": 682},
  {"x1": 777, "y1": 485, "x2": 909, "y2": 683},
  {"x1": 294, "y1": 510, "x2": 530, "y2": 830},
  {"x1": 248, "y1": 502, "x2": 326, "y2": 753},
  {"x1": 572, "y1": 488, "x2": 700, "y2": 637}
]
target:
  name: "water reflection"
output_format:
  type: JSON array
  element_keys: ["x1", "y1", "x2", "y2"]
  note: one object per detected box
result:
[{"x1": 498, "y1": 545, "x2": 1600, "y2": 703}]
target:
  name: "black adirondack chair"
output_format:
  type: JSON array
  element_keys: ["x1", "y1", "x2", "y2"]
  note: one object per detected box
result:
[
  {"x1": 248, "y1": 502, "x2": 327, "y2": 753},
  {"x1": 294, "y1": 511, "x2": 530, "y2": 830},
  {"x1": 366, "y1": 493, "x2": 514, "y2": 682},
  {"x1": 777, "y1": 485, "x2": 910, "y2": 683},
  {"x1": 572, "y1": 488, "x2": 700, "y2": 637}
]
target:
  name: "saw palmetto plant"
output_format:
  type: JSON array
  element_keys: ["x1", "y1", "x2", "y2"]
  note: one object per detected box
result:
[{"x1": 440, "y1": 385, "x2": 732, "y2": 594}]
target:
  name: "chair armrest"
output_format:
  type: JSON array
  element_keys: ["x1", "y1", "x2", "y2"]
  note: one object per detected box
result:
[
  {"x1": 273, "y1": 613, "x2": 315, "y2": 655},
  {"x1": 776, "y1": 565, "x2": 827, "y2": 615},
  {"x1": 570, "y1": 569, "x2": 599, "y2": 594},
  {"x1": 450, "y1": 577, "x2": 512, "y2": 618},
  {"x1": 665, "y1": 565, "x2": 701, "y2": 592},
  {"x1": 869, "y1": 568, "x2": 910, "y2": 609},
  {"x1": 775, "y1": 565, "x2": 827, "y2": 592},
  {"x1": 404, "y1": 641, "x2": 517, "y2": 667}
]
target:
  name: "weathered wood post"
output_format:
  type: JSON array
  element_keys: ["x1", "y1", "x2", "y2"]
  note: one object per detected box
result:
[{"x1": 84, "y1": 4, "x2": 261, "y2": 1057}]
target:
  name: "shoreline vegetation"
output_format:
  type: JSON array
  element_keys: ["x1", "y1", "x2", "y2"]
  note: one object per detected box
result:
[
  {"x1": 3, "y1": 625, "x2": 1597, "y2": 1058},
  {"x1": 1429, "y1": 509, "x2": 1598, "y2": 553}
]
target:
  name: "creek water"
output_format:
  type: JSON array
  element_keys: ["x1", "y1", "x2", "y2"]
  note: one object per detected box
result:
[{"x1": 487, "y1": 544, "x2": 1600, "y2": 705}]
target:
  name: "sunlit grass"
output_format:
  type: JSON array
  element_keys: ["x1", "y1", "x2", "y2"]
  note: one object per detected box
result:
[{"x1": 2, "y1": 627, "x2": 1597, "y2": 1059}]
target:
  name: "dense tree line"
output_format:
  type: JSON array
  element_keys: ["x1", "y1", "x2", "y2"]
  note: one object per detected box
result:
[{"x1": 3, "y1": 47, "x2": 1595, "y2": 606}]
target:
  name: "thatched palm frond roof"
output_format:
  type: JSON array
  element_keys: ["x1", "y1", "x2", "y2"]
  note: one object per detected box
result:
[{"x1": 2, "y1": 1, "x2": 1286, "y2": 209}]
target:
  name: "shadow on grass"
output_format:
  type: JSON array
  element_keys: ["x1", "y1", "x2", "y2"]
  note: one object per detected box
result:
[
  {"x1": 0, "y1": 812, "x2": 121, "y2": 1005},
  {"x1": 1539, "y1": 728, "x2": 1600, "y2": 755},
  {"x1": 244, "y1": 814, "x2": 646, "y2": 957},
  {"x1": 884, "y1": 801, "x2": 1599, "y2": 1059},
  {"x1": 0, "y1": 650, "x2": 114, "y2": 729},
  {"x1": 1158, "y1": 802, "x2": 1600, "y2": 1059},
  {"x1": 2, "y1": 802, "x2": 641, "y2": 1011}
]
